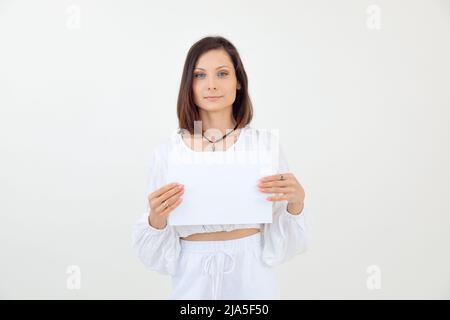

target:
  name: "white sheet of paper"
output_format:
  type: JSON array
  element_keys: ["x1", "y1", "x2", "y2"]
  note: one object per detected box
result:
[{"x1": 166, "y1": 148, "x2": 277, "y2": 226}]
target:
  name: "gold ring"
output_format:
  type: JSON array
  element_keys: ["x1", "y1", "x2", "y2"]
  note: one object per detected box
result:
[{"x1": 162, "y1": 200, "x2": 169, "y2": 208}]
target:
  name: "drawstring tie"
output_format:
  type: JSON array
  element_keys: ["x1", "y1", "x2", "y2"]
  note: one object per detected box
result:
[{"x1": 202, "y1": 251, "x2": 236, "y2": 300}]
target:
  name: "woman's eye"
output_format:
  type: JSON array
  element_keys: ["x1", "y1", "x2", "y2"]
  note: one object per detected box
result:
[{"x1": 193, "y1": 72, "x2": 228, "y2": 79}]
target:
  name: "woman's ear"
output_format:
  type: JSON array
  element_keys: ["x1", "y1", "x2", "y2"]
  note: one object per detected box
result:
[{"x1": 237, "y1": 82, "x2": 241, "y2": 90}]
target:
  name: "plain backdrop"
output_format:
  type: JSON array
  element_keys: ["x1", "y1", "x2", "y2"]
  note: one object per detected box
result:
[{"x1": 1, "y1": 0, "x2": 449, "y2": 299}]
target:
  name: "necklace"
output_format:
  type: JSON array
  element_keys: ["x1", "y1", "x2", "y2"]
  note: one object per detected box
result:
[{"x1": 202, "y1": 123, "x2": 239, "y2": 152}]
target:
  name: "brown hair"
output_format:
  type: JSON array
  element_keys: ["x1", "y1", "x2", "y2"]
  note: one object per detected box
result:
[{"x1": 176, "y1": 36, "x2": 253, "y2": 135}]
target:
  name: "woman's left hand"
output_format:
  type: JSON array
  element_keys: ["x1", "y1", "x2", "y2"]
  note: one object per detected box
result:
[{"x1": 257, "y1": 172, "x2": 305, "y2": 205}]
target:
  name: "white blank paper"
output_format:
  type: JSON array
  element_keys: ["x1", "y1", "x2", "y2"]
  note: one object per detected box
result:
[{"x1": 166, "y1": 149, "x2": 276, "y2": 226}]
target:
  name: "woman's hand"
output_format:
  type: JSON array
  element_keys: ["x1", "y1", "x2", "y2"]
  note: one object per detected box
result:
[
  {"x1": 257, "y1": 172, "x2": 305, "y2": 213},
  {"x1": 148, "y1": 182, "x2": 184, "y2": 229}
]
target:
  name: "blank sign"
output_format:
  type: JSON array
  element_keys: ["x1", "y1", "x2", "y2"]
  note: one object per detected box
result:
[{"x1": 166, "y1": 149, "x2": 275, "y2": 226}]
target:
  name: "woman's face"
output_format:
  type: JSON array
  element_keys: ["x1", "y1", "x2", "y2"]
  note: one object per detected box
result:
[{"x1": 192, "y1": 49, "x2": 240, "y2": 113}]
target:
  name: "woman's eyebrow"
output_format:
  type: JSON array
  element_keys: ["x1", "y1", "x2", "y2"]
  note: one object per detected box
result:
[{"x1": 194, "y1": 65, "x2": 230, "y2": 71}]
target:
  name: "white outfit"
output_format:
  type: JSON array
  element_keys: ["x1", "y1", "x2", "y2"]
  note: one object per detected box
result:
[{"x1": 132, "y1": 125, "x2": 311, "y2": 299}]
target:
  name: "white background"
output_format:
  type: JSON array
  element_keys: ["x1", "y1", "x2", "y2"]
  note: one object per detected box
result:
[{"x1": 1, "y1": 0, "x2": 449, "y2": 299}]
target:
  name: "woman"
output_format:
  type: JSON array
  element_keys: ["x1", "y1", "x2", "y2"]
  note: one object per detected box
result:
[{"x1": 132, "y1": 36, "x2": 311, "y2": 300}]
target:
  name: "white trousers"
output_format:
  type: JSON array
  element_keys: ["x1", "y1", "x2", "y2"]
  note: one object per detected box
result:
[{"x1": 169, "y1": 232, "x2": 280, "y2": 300}]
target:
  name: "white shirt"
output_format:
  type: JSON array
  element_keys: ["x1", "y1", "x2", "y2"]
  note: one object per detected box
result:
[{"x1": 132, "y1": 125, "x2": 311, "y2": 275}]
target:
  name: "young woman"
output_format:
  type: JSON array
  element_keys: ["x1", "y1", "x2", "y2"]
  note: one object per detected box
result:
[{"x1": 132, "y1": 36, "x2": 311, "y2": 300}]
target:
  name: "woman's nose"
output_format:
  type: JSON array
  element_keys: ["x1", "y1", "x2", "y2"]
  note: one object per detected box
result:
[{"x1": 207, "y1": 78, "x2": 217, "y2": 90}]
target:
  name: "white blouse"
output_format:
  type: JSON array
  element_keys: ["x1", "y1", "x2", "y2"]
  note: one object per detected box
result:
[{"x1": 132, "y1": 125, "x2": 311, "y2": 275}]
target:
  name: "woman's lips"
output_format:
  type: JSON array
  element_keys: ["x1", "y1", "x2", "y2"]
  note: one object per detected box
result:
[{"x1": 204, "y1": 96, "x2": 223, "y2": 101}]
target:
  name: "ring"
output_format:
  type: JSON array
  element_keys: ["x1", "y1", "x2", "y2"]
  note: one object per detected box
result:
[
  {"x1": 162, "y1": 200, "x2": 169, "y2": 209},
  {"x1": 279, "y1": 174, "x2": 285, "y2": 181}
]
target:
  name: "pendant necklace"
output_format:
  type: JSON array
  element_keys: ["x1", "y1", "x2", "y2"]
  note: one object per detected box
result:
[{"x1": 202, "y1": 123, "x2": 239, "y2": 152}]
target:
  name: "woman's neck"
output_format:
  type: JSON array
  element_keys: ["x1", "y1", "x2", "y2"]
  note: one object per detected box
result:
[{"x1": 198, "y1": 110, "x2": 237, "y2": 137}]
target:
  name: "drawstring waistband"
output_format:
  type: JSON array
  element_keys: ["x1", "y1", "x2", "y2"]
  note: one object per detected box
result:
[
  {"x1": 180, "y1": 232, "x2": 262, "y2": 300},
  {"x1": 202, "y1": 251, "x2": 236, "y2": 300}
]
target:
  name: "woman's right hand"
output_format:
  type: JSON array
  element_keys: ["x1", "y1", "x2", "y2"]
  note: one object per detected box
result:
[{"x1": 148, "y1": 182, "x2": 184, "y2": 229}]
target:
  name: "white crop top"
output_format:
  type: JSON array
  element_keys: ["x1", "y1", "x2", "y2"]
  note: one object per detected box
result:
[{"x1": 131, "y1": 125, "x2": 311, "y2": 275}]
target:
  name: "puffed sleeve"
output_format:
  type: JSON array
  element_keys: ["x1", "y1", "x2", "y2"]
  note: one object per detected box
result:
[
  {"x1": 131, "y1": 143, "x2": 181, "y2": 275},
  {"x1": 261, "y1": 142, "x2": 312, "y2": 267}
]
